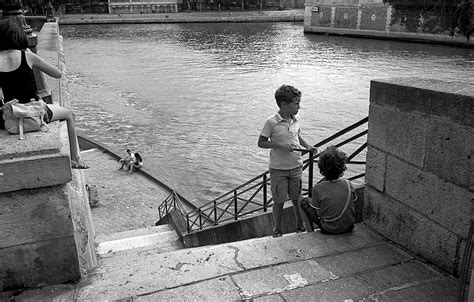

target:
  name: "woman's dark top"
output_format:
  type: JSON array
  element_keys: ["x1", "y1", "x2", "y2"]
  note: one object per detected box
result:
[{"x1": 0, "y1": 50, "x2": 39, "y2": 103}]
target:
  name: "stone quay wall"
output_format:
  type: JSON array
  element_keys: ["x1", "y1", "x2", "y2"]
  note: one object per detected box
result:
[
  {"x1": 363, "y1": 78, "x2": 473, "y2": 275},
  {"x1": 304, "y1": 0, "x2": 473, "y2": 47},
  {"x1": 0, "y1": 22, "x2": 97, "y2": 292}
]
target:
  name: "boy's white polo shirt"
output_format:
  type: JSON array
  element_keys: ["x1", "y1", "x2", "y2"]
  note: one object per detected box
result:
[{"x1": 260, "y1": 113, "x2": 303, "y2": 170}]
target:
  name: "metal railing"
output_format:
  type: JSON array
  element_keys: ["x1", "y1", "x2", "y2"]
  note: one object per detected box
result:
[{"x1": 157, "y1": 116, "x2": 368, "y2": 233}]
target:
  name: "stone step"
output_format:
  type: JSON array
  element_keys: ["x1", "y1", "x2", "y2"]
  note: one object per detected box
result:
[
  {"x1": 97, "y1": 231, "x2": 183, "y2": 263},
  {"x1": 97, "y1": 228, "x2": 180, "y2": 256},
  {"x1": 6, "y1": 224, "x2": 458, "y2": 301},
  {"x1": 95, "y1": 224, "x2": 173, "y2": 244},
  {"x1": 74, "y1": 224, "x2": 458, "y2": 301}
]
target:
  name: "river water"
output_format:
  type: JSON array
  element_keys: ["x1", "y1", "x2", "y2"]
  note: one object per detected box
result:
[{"x1": 59, "y1": 22, "x2": 473, "y2": 204}]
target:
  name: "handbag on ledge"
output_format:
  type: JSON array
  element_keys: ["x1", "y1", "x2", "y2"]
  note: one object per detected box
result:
[{"x1": 2, "y1": 99, "x2": 49, "y2": 140}]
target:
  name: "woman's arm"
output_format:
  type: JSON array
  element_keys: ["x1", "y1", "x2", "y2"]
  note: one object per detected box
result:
[{"x1": 26, "y1": 50, "x2": 62, "y2": 79}]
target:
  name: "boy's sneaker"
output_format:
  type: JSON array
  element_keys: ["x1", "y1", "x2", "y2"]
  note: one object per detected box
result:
[
  {"x1": 296, "y1": 226, "x2": 306, "y2": 233},
  {"x1": 272, "y1": 230, "x2": 283, "y2": 238}
]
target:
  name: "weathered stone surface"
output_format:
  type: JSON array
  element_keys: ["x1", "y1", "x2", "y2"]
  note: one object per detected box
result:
[
  {"x1": 0, "y1": 237, "x2": 80, "y2": 291},
  {"x1": 0, "y1": 149, "x2": 71, "y2": 193},
  {"x1": 5, "y1": 284, "x2": 75, "y2": 302},
  {"x1": 68, "y1": 169, "x2": 97, "y2": 276},
  {"x1": 364, "y1": 186, "x2": 458, "y2": 274},
  {"x1": 135, "y1": 276, "x2": 241, "y2": 301},
  {"x1": 232, "y1": 259, "x2": 333, "y2": 298},
  {"x1": 0, "y1": 123, "x2": 62, "y2": 160},
  {"x1": 369, "y1": 278, "x2": 457, "y2": 301},
  {"x1": 74, "y1": 229, "x2": 382, "y2": 300},
  {"x1": 316, "y1": 243, "x2": 412, "y2": 277},
  {"x1": 370, "y1": 78, "x2": 474, "y2": 126},
  {"x1": 253, "y1": 294, "x2": 285, "y2": 301},
  {"x1": 425, "y1": 119, "x2": 473, "y2": 189},
  {"x1": 0, "y1": 186, "x2": 75, "y2": 248},
  {"x1": 365, "y1": 146, "x2": 386, "y2": 192},
  {"x1": 367, "y1": 104, "x2": 428, "y2": 169},
  {"x1": 281, "y1": 277, "x2": 371, "y2": 301},
  {"x1": 355, "y1": 261, "x2": 448, "y2": 292},
  {"x1": 385, "y1": 155, "x2": 471, "y2": 237}
]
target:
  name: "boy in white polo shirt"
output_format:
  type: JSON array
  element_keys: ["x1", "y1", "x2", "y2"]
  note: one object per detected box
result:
[{"x1": 258, "y1": 85, "x2": 316, "y2": 238}]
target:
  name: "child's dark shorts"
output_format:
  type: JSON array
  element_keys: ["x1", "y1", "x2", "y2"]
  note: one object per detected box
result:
[{"x1": 269, "y1": 166, "x2": 302, "y2": 203}]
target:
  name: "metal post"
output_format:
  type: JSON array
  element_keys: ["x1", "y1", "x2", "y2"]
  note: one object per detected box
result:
[
  {"x1": 308, "y1": 152, "x2": 314, "y2": 198},
  {"x1": 263, "y1": 174, "x2": 267, "y2": 212},
  {"x1": 186, "y1": 213, "x2": 190, "y2": 232},
  {"x1": 214, "y1": 200, "x2": 218, "y2": 225},
  {"x1": 234, "y1": 191, "x2": 238, "y2": 220},
  {"x1": 198, "y1": 209, "x2": 203, "y2": 230}
]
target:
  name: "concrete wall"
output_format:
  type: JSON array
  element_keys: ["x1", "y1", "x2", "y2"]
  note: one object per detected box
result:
[
  {"x1": 304, "y1": 0, "x2": 473, "y2": 46},
  {"x1": 0, "y1": 22, "x2": 97, "y2": 292},
  {"x1": 363, "y1": 78, "x2": 473, "y2": 275}
]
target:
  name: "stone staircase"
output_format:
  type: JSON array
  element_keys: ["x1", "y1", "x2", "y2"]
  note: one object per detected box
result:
[
  {"x1": 95, "y1": 224, "x2": 183, "y2": 258},
  {"x1": 9, "y1": 223, "x2": 455, "y2": 301}
]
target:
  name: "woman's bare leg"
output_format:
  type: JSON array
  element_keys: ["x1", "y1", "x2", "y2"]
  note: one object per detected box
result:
[{"x1": 47, "y1": 104, "x2": 81, "y2": 162}]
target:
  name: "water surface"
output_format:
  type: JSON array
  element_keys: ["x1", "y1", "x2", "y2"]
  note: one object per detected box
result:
[{"x1": 60, "y1": 22, "x2": 473, "y2": 204}]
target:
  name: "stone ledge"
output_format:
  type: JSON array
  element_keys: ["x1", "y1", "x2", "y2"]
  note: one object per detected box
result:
[
  {"x1": 370, "y1": 78, "x2": 473, "y2": 126},
  {"x1": 0, "y1": 123, "x2": 72, "y2": 193}
]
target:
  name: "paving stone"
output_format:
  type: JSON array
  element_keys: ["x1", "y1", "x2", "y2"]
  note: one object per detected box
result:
[
  {"x1": 281, "y1": 277, "x2": 371, "y2": 301},
  {"x1": 134, "y1": 276, "x2": 241, "y2": 301},
  {"x1": 355, "y1": 261, "x2": 450, "y2": 293},
  {"x1": 316, "y1": 243, "x2": 412, "y2": 277},
  {"x1": 232, "y1": 259, "x2": 333, "y2": 299},
  {"x1": 368, "y1": 278, "x2": 458, "y2": 301},
  {"x1": 253, "y1": 294, "x2": 285, "y2": 301}
]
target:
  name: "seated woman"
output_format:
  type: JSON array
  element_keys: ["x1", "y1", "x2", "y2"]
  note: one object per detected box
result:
[
  {"x1": 300, "y1": 146, "x2": 357, "y2": 234},
  {"x1": 128, "y1": 152, "x2": 143, "y2": 174},
  {"x1": 0, "y1": 19, "x2": 88, "y2": 169}
]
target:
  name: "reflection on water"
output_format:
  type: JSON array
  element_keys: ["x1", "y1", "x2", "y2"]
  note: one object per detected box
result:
[{"x1": 60, "y1": 22, "x2": 473, "y2": 203}]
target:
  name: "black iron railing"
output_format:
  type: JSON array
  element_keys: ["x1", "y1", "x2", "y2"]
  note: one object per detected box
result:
[{"x1": 157, "y1": 116, "x2": 368, "y2": 233}]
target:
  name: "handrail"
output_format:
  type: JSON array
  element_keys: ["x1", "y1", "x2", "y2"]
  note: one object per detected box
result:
[{"x1": 156, "y1": 116, "x2": 368, "y2": 233}]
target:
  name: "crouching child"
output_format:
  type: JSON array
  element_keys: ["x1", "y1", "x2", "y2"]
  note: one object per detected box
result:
[{"x1": 300, "y1": 146, "x2": 356, "y2": 234}]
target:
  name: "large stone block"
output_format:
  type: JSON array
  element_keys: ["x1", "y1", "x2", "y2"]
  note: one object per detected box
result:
[
  {"x1": 367, "y1": 104, "x2": 428, "y2": 168},
  {"x1": 370, "y1": 79, "x2": 473, "y2": 126},
  {"x1": 363, "y1": 186, "x2": 459, "y2": 274},
  {"x1": 0, "y1": 237, "x2": 79, "y2": 292},
  {"x1": 385, "y1": 155, "x2": 471, "y2": 237},
  {"x1": 0, "y1": 122, "x2": 72, "y2": 193},
  {"x1": 425, "y1": 119, "x2": 473, "y2": 190},
  {"x1": 365, "y1": 146, "x2": 386, "y2": 192},
  {"x1": 0, "y1": 185, "x2": 75, "y2": 248}
]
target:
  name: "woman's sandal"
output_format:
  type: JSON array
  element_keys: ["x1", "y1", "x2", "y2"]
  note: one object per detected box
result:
[{"x1": 71, "y1": 160, "x2": 89, "y2": 169}]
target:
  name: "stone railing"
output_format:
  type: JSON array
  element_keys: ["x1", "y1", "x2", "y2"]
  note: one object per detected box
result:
[
  {"x1": 363, "y1": 78, "x2": 473, "y2": 275},
  {"x1": 0, "y1": 21, "x2": 97, "y2": 292}
]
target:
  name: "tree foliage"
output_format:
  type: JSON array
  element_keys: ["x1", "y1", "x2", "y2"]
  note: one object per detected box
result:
[{"x1": 383, "y1": 0, "x2": 472, "y2": 40}]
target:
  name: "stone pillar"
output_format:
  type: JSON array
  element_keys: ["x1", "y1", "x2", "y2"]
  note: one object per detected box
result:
[
  {"x1": 330, "y1": 6, "x2": 335, "y2": 27},
  {"x1": 364, "y1": 78, "x2": 473, "y2": 275},
  {"x1": 385, "y1": 5, "x2": 391, "y2": 33},
  {"x1": 0, "y1": 22, "x2": 97, "y2": 293},
  {"x1": 356, "y1": 4, "x2": 361, "y2": 30}
]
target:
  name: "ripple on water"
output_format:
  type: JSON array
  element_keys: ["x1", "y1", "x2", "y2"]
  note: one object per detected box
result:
[{"x1": 61, "y1": 22, "x2": 474, "y2": 202}]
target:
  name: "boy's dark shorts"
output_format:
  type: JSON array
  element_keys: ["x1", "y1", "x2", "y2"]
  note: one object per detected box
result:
[{"x1": 270, "y1": 166, "x2": 302, "y2": 203}]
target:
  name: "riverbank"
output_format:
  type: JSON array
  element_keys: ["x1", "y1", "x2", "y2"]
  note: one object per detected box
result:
[{"x1": 58, "y1": 9, "x2": 304, "y2": 25}]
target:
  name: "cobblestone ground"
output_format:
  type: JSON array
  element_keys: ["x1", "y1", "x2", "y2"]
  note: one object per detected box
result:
[{"x1": 81, "y1": 149, "x2": 170, "y2": 236}]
